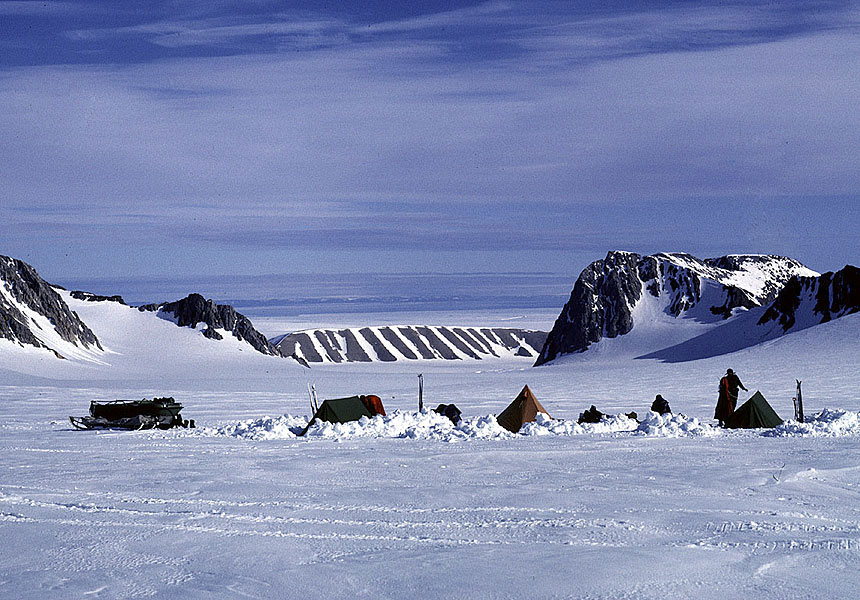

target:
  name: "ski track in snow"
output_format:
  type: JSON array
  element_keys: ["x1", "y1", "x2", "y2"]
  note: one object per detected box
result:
[{"x1": 6, "y1": 484, "x2": 860, "y2": 560}]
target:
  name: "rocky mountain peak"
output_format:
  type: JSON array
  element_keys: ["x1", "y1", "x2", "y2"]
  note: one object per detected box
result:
[
  {"x1": 0, "y1": 255, "x2": 102, "y2": 357},
  {"x1": 138, "y1": 293, "x2": 281, "y2": 356},
  {"x1": 535, "y1": 251, "x2": 817, "y2": 365}
]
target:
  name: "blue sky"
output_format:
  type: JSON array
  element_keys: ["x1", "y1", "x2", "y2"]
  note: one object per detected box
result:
[{"x1": 1, "y1": 1, "x2": 859, "y2": 300}]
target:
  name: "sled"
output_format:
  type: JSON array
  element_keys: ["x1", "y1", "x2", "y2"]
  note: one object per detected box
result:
[
  {"x1": 70, "y1": 397, "x2": 193, "y2": 430},
  {"x1": 70, "y1": 414, "x2": 161, "y2": 430}
]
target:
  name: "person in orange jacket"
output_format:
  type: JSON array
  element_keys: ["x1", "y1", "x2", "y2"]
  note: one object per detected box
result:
[{"x1": 715, "y1": 368, "x2": 748, "y2": 427}]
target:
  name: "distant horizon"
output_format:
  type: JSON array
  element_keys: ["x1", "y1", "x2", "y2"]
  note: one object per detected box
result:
[{"x1": 39, "y1": 246, "x2": 853, "y2": 312}]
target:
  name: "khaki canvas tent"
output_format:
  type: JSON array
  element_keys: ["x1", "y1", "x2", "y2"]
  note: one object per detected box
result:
[
  {"x1": 725, "y1": 391, "x2": 783, "y2": 429},
  {"x1": 497, "y1": 385, "x2": 551, "y2": 433},
  {"x1": 299, "y1": 395, "x2": 384, "y2": 436}
]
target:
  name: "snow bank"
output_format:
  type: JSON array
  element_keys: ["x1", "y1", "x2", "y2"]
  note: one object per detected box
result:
[
  {"x1": 207, "y1": 410, "x2": 512, "y2": 442},
  {"x1": 764, "y1": 409, "x2": 860, "y2": 438},
  {"x1": 206, "y1": 410, "x2": 647, "y2": 442},
  {"x1": 209, "y1": 415, "x2": 308, "y2": 440},
  {"x1": 518, "y1": 411, "x2": 638, "y2": 436},
  {"x1": 206, "y1": 408, "x2": 860, "y2": 442},
  {"x1": 633, "y1": 411, "x2": 716, "y2": 437},
  {"x1": 304, "y1": 410, "x2": 512, "y2": 441}
]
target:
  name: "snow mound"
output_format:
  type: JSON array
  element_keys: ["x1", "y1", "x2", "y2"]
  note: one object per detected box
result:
[
  {"x1": 206, "y1": 410, "x2": 512, "y2": 442},
  {"x1": 209, "y1": 415, "x2": 308, "y2": 440},
  {"x1": 518, "y1": 412, "x2": 638, "y2": 436},
  {"x1": 764, "y1": 409, "x2": 860, "y2": 437},
  {"x1": 207, "y1": 410, "x2": 649, "y2": 442},
  {"x1": 203, "y1": 409, "x2": 860, "y2": 441},
  {"x1": 634, "y1": 411, "x2": 717, "y2": 437},
  {"x1": 304, "y1": 410, "x2": 513, "y2": 441}
]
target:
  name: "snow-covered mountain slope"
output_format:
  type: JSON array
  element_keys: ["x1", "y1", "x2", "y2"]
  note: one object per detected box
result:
[
  {"x1": 641, "y1": 265, "x2": 860, "y2": 363},
  {"x1": 272, "y1": 326, "x2": 547, "y2": 363},
  {"x1": 0, "y1": 255, "x2": 103, "y2": 360},
  {"x1": 0, "y1": 255, "x2": 289, "y2": 371},
  {"x1": 536, "y1": 251, "x2": 818, "y2": 365},
  {"x1": 139, "y1": 293, "x2": 281, "y2": 357},
  {"x1": 0, "y1": 290, "x2": 302, "y2": 380}
]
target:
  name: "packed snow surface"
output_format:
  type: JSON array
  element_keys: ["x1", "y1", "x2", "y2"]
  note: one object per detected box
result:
[{"x1": 2, "y1": 302, "x2": 860, "y2": 599}]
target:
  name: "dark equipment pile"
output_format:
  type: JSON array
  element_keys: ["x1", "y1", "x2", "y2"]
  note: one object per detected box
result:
[{"x1": 70, "y1": 397, "x2": 193, "y2": 430}]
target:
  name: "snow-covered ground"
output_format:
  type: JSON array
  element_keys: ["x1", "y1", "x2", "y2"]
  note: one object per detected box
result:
[{"x1": 2, "y1": 301, "x2": 860, "y2": 599}]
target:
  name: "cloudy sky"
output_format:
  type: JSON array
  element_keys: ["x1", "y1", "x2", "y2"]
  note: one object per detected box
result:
[{"x1": 1, "y1": 1, "x2": 859, "y2": 299}]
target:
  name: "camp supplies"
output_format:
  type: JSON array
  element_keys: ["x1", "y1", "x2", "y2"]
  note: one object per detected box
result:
[{"x1": 70, "y1": 397, "x2": 191, "y2": 430}]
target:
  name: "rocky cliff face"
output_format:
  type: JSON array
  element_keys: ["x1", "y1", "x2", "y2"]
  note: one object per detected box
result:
[
  {"x1": 757, "y1": 265, "x2": 860, "y2": 332},
  {"x1": 272, "y1": 326, "x2": 547, "y2": 363},
  {"x1": 139, "y1": 293, "x2": 280, "y2": 356},
  {"x1": 535, "y1": 251, "x2": 817, "y2": 365},
  {"x1": 0, "y1": 255, "x2": 102, "y2": 356}
]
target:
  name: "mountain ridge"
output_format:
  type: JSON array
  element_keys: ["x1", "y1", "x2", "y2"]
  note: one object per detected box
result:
[
  {"x1": 0, "y1": 255, "x2": 102, "y2": 358},
  {"x1": 536, "y1": 251, "x2": 820, "y2": 365}
]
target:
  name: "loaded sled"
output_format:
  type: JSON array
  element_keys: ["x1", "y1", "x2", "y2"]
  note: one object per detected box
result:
[{"x1": 70, "y1": 397, "x2": 193, "y2": 430}]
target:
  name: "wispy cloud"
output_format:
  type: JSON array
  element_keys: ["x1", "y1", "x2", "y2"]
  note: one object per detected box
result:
[
  {"x1": 53, "y1": 1, "x2": 860, "y2": 66},
  {"x1": 2, "y1": 1, "x2": 860, "y2": 281},
  {"x1": 511, "y1": 3, "x2": 860, "y2": 66},
  {"x1": 68, "y1": 17, "x2": 348, "y2": 49}
]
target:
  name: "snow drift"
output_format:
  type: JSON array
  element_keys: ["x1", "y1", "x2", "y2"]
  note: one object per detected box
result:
[{"x1": 205, "y1": 408, "x2": 860, "y2": 442}]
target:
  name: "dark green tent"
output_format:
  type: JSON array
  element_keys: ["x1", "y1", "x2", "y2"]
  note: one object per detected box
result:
[
  {"x1": 299, "y1": 396, "x2": 374, "y2": 436},
  {"x1": 725, "y1": 391, "x2": 783, "y2": 429}
]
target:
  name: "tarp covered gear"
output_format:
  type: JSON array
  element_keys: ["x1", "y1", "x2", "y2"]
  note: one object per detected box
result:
[
  {"x1": 70, "y1": 397, "x2": 188, "y2": 430},
  {"x1": 90, "y1": 397, "x2": 182, "y2": 421},
  {"x1": 651, "y1": 395, "x2": 671, "y2": 415},
  {"x1": 578, "y1": 405, "x2": 604, "y2": 424},
  {"x1": 497, "y1": 385, "x2": 551, "y2": 432},
  {"x1": 360, "y1": 395, "x2": 386, "y2": 417},
  {"x1": 725, "y1": 391, "x2": 783, "y2": 429},
  {"x1": 434, "y1": 403, "x2": 462, "y2": 425},
  {"x1": 299, "y1": 396, "x2": 380, "y2": 436}
]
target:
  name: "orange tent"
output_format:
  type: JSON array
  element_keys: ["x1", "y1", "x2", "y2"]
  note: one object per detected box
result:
[
  {"x1": 360, "y1": 395, "x2": 386, "y2": 417},
  {"x1": 496, "y1": 385, "x2": 551, "y2": 432}
]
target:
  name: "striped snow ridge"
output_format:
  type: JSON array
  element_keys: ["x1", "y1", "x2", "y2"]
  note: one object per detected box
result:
[{"x1": 272, "y1": 326, "x2": 548, "y2": 363}]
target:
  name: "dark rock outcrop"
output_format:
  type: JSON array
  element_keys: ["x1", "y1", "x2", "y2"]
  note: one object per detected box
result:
[
  {"x1": 535, "y1": 251, "x2": 816, "y2": 365},
  {"x1": 139, "y1": 293, "x2": 280, "y2": 356},
  {"x1": 0, "y1": 255, "x2": 102, "y2": 356},
  {"x1": 758, "y1": 265, "x2": 860, "y2": 332},
  {"x1": 70, "y1": 290, "x2": 126, "y2": 305}
]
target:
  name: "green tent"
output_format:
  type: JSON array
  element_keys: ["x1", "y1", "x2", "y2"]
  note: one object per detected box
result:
[
  {"x1": 726, "y1": 391, "x2": 783, "y2": 429},
  {"x1": 299, "y1": 396, "x2": 374, "y2": 436}
]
